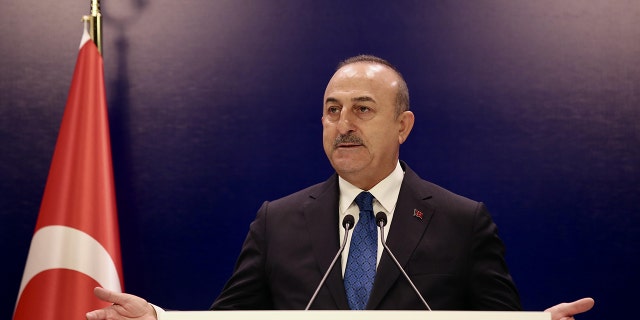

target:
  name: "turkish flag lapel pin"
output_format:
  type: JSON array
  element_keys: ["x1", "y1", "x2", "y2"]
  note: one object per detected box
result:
[{"x1": 413, "y1": 209, "x2": 424, "y2": 220}]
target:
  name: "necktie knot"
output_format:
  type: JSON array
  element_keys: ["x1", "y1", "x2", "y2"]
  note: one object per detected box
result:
[{"x1": 355, "y1": 191, "x2": 374, "y2": 213}]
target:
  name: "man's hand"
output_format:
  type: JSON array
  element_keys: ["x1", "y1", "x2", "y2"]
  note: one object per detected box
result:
[
  {"x1": 545, "y1": 297, "x2": 595, "y2": 320},
  {"x1": 85, "y1": 287, "x2": 158, "y2": 320}
]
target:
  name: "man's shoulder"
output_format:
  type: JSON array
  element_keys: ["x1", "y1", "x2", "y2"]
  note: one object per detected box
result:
[
  {"x1": 402, "y1": 162, "x2": 481, "y2": 211},
  {"x1": 268, "y1": 174, "x2": 338, "y2": 207}
]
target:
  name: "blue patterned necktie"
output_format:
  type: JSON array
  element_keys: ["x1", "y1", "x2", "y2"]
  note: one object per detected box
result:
[{"x1": 344, "y1": 191, "x2": 377, "y2": 310}]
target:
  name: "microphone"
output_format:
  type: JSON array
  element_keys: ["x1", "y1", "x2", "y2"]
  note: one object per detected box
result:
[
  {"x1": 376, "y1": 211, "x2": 432, "y2": 311},
  {"x1": 305, "y1": 214, "x2": 355, "y2": 310}
]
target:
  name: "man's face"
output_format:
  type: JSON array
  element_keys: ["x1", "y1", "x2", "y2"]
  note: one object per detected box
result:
[{"x1": 322, "y1": 62, "x2": 413, "y2": 190}]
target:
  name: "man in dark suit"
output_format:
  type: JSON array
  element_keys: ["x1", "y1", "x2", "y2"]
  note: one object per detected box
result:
[
  {"x1": 86, "y1": 55, "x2": 593, "y2": 319},
  {"x1": 211, "y1": 161, "x2": 520, "y2": 310}
]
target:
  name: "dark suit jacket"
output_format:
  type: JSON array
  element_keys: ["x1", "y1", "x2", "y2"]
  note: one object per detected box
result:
[{"x1": 211, "y1": 161, "x2": 521, "y2": 310}]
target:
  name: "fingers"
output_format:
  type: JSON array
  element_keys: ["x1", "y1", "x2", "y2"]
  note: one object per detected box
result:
[
  {"x1": 567, "y1": 297, "x2": 595, "y2": 316},
  {"x1": 546, "y1": 297, "x2": 595, "y2": 320},
  {"x1": 85, "y1": 304, "x2": 145, "y2": 320},
  {"x1": 85, "y1": 308, "x2": 113, "y2": 320},
  {"x1": 93, "y1": 287, "x2": 124, "y2": 304},
  {"x1": 87, "y1": 287, "x2": 157, "y2": 320},
  {"x1": 87, "y1": 288, "x2": 128, "y2": 320},
  {"x1": 93, "y1": 287, "x2": 149, "y2": 308}
]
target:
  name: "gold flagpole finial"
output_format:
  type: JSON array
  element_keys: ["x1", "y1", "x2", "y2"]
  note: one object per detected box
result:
[{"x1": 87, "y1": 0, "x2": 102, "y2": 54}]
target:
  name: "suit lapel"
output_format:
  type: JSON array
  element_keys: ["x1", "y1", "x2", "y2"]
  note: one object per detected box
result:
[
  {"x1": 367, "y1": 164, "x2": 435, "y2": 309},
  {"x1": 303, "y1": 174, "x2": 350, "y2": 309}
]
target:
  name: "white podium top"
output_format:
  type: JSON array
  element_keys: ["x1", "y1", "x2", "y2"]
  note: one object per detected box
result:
[{"x1": 163, "y1": 310, "x2": 550, "y2": 320}]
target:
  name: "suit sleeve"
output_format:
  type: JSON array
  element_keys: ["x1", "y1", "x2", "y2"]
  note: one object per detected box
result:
[
  {"x1": 468, "y1": 203, "x2": 522, "y2": 310},
  {"x1": 210, "y1": 201, "x2": 274, "y2": 310}
]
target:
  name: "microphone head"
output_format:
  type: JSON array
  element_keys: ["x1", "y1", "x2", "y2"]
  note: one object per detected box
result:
[
  {"x1": 342, "y1": 214, "x2": 355, "y2": 230},
  {"x1": 376, "y1": 212, "x2": 388, "y2": 226}
]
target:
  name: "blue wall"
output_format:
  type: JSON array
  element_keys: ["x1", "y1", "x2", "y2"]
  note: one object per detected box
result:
[{"x1": 1, "y1": 1, "x2": 638, "y2": 319}]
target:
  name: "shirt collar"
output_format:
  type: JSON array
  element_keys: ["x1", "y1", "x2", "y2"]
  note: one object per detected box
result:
[{"x1": 338, "y1": 161, "x2": 405, "y2": 214}]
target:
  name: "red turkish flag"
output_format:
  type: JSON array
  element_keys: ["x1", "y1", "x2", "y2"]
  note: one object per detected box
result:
[{"x1": 14, "y1": 31, "x2": 123, "y2": 320}]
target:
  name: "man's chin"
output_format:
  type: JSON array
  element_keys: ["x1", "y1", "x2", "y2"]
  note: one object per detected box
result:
[{"x1": 330, "y1": 158, "x2": 367, "y2": 175}]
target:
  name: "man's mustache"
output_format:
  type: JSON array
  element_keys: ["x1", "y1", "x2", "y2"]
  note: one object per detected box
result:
[{"x1": 334, "y1": 134, "x2": 364, "y2": 148}]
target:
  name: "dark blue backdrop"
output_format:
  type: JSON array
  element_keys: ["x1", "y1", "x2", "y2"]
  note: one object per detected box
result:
[{"x1": 1, "y1": 1, "x2": 638, "y2": 319}]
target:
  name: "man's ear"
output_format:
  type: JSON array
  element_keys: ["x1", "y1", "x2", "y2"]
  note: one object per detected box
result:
[{"x1": 397, "y1": 111, "x2": 415, "y2": 144}]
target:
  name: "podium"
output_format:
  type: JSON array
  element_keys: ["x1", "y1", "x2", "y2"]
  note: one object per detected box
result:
[{"x1": 163, "y1": 310, "x2": 550, "y2": 320}]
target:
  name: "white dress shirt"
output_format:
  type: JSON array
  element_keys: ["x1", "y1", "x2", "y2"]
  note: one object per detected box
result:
[{"x1": 338, "y1": 161, "x2": 405, "y2": 276}]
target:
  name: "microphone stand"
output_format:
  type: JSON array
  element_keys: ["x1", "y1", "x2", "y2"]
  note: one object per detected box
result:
[
  {"x1": 305, "y1": 215, "x2": 354, "y2": 310},
  {"x1": 376, "y1": 212, "x2": 432, "y2": 311}
]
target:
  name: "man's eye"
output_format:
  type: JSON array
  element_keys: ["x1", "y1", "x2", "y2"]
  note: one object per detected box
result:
[
  {"x1": 327, "y1": 106, "x2": 340, "y2": 114},
  {"x1": 357, "y1": 106, "x2": 371, "y2": 113}
]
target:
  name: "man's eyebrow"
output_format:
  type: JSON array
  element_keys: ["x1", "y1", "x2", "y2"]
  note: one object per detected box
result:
[
  {"x1": 352, "y1": 96, "x2": 376, "y2": 103},
  {"x1": 325, "y1": 97, "x2": 340, "y2": 104},
  {"x1": 324, "y1": 96, "x2": 376, "y2": 104}
]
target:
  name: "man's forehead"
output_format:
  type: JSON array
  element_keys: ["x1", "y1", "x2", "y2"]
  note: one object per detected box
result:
[
  {"x1": 324, "y1": 63, "x2": 399, "y2": 99},
  {"x1": 337, "y1": 63, "x2": 388, "y2": 78}
]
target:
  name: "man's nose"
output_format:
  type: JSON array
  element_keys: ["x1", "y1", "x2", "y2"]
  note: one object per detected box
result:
[{"x1": 336, "y1": 109, "x2": 355, "y2": 134}]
